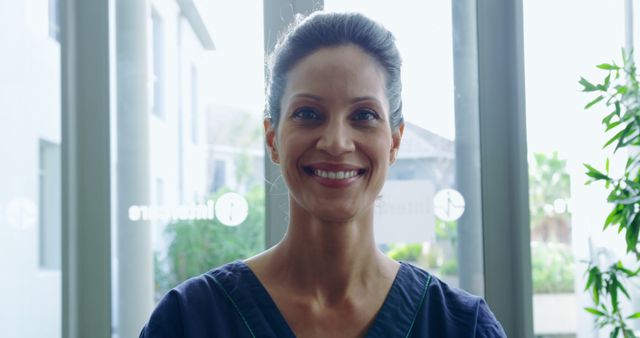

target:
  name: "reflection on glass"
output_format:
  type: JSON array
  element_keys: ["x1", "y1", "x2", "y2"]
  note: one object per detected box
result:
[{"x1": 112, "y1": 2, "x2": 265, "y2": 337}]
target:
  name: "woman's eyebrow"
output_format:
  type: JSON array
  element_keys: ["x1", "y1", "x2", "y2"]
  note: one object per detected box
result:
[
  {"x1": 291, "y1": 93, "x2": 324, "y2": 101},
  {"x1": 350, "y1": 96, "x2": 382, "y2": 105},
  {"x1": 290, "y1": 93, "x2": 382, "y2": 106}
]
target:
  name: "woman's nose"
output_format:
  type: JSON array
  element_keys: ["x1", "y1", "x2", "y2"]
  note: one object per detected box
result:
[{"x1": 316, "y1": 120, "x2": 356, "y2": 157}]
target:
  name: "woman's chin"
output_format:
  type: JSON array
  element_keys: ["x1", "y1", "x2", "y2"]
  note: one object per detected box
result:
[{"x1": 308, "y1": 205, "x2": 364, "y2": 224}]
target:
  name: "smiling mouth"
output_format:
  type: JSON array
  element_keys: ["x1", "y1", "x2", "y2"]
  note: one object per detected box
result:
[{"x1": 303, "y1": 166, "x2": 367, "y2": 180}]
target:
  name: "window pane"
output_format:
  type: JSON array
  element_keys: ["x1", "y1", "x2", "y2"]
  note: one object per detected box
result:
[
  {"x1": 152, "y1": 8, "x2": 165, "y2": 119},
  {"x1": 1, "y1": 1, "x2": 62, "y2": 337},
  {"x1": 523, "y1": 1, "x2": 636, "y2": 337},
  {"x1": 324, "y1": 1, "x2": 485, "y2": 295},
  {"x1": 111, "y1": 2, "x2": 265, "y2": 337},
  {"x1": 40, "y1": 140, "x2": 61, "y2": 270}
]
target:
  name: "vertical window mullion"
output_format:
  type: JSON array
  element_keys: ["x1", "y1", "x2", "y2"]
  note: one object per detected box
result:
[
  {"x1": 61, "y1": 0, "x2": 112, "y2": 337},
  {"x1": 262, "y1": 0, "x2": 323, "y2": 248},
  {"x1": 475, "y1": 0, "x2": 534, "y2": 337}
]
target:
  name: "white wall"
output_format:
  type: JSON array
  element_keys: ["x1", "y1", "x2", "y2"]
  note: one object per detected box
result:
[{"x1": 0, "y1": 0, "x2": 62, "y2": 337}]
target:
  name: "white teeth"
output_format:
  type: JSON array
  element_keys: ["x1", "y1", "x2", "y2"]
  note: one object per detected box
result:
[{"x1": 313, "y1": 169, "x2": 359, "y2": 180}]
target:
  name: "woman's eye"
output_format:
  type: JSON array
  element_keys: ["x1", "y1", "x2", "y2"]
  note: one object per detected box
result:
[
  {"x1": 352, "y1": 109, "x2": 379, "y2": 121},
  {"x1": 292, "y1": 107, "x2": 321, "y2": 120}
]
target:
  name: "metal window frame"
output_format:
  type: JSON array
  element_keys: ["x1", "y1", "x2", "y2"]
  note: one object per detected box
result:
[
  {"x1": 475, "y1": 0, "x2": 534, "y2": 336},
  {"x1": 61, "y1": 0, "x2": 112, "y2": 337},
  {"x1": 263, "y1": 0, "x2": 323, "y2": 248}
]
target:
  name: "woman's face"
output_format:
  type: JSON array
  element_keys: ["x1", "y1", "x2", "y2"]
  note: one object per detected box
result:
[{"x1": 265, "y1": 44, "x2": 403, "y2": 222}]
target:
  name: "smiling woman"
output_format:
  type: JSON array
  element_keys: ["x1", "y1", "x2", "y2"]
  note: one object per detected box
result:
[
  {"x1": 140, "y1": 12, "x2": 506, "y2": 338},
  {"x1": 268, "y1": 44, "x2": 398, "y2": 224}
]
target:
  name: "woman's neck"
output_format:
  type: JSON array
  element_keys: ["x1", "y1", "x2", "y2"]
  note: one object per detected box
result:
[{"x1": 252, "y1": 204, "x2": 398, "y2": 305}]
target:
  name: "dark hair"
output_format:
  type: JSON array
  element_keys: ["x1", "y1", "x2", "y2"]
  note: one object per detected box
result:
[{"x1": 265, "y1": 11, "x2": 403, "y2": 130}]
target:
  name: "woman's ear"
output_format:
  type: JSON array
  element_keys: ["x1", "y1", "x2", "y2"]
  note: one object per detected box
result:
[
  {"x1": 390, "y1": 122, "x2": 404, "y2": 165},
  {"x1": 264, "y1": 118, "x2": 280, "y2": 164}
]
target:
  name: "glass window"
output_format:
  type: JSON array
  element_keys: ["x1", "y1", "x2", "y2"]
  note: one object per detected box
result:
[
  {"x1": 152, "y1": 8, "x2": 165, "y2": 119},
  {"x1": 39, "y1": 139, "x2": 61, "y2": 270},
  {"x1": 48, "y1": 0, "x2": 59, "y2": 42},
  {"x1": 523, "y1": 0, "x2": 634, "y2": 337},
  {"x1": 212, "y1": 159, "x2": 226, "y2": 192},
  {"x1": 112, "y1": 2, "x2": 265, "y2": 337},
  {"x1": 191, "y1": 64, "x2": 198, "y2": 144},
  {"x1": 1, "y1": 1, "x2": 62, "y2": 336}
]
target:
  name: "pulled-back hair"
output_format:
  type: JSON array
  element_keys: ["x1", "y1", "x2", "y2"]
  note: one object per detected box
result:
[{"x1": 265, "y1": 11, "x2": 403, "y2": 130}]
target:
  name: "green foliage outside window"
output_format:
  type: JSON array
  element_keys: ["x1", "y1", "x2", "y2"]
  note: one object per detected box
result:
[
  {"x1": 387, "y1": 243, "x2": 423, "y2": 262},
  {"x1": 154, "y1": 185, "x2": 265, "y2": 298},
  {"x1": 386, "y1": 219, "x2": 459, "y2": 276},
  {"x1": 531, "y1": 243, "x2": 575, "y2": 294},
  {"x1": 529, "y1": 151, "x2": 571, "y2": 231}
]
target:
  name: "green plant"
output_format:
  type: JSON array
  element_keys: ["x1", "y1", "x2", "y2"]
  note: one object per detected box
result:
[
  {"x1": 154, "y1": 185, "x2": 265, "y2": 298},
  {"x1": 417, "y1": 247, "x2": 441, "y2": 269},
  {"x1": 531, "y1": 243, "x2": 575, "y2": 294},
  {"x1": 528, "y1": 152, "x2": 572, "y2": 243},
  {"x1": 387, "y1": 243, "x2": 423, "y2": 262},
  {"x1": 435, "y1": 219, "x2": 457, "y2": 247},
  {"x1": 439, "y1": 259, "x2": 458, "y2": 276},
  {"x1": 581, "y1": 50, "x2": 640, "y2": 337}
]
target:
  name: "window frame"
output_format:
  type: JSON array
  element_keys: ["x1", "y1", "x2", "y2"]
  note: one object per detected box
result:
[
  {"x1": 39, "y1": 139, "x2": 62, "y2": 270},
  {"x1": 151, "y1": 8, "x2": 165, "y2": 119},
  {"x1": 61, "y1": 0, "x2": 112, "y2": 337},
  {"x1": 49, "y1": 0, "x2": 60, "y2": 42}
]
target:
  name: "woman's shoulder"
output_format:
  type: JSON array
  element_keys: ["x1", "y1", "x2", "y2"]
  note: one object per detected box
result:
[
  {"x1": 139, "y1": 261, "x2": 253, "y2": 338},
  {"x1": 398, "y1": 262, "x2": 506, "y2": 337},
  {"x1": 398, "y1": 262, "x2": 481, "y2": 306},
  {"x1": 174, "y1": 260, "x2": 249, "y2": 292},
  {"x1": 157, "y1": 260, "x2": 249, "y2": 307}
]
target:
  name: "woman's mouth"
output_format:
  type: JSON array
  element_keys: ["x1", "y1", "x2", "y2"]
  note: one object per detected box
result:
[
  {"x1": 302, "y1": 165, "x2": 367, "y2": 186},
  {"x1": 312, "y1": 169, "x2": 359, "y2": 180}
]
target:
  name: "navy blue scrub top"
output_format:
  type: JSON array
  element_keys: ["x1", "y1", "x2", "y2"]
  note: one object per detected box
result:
[{"x1": 140, "y1": 261, "x2": 507, "y2": 337}]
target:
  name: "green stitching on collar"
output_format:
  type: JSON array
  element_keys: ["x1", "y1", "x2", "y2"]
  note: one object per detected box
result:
[
  {"x1": 405, "y1": 274, "x2": 432, "y2": 338},
  {"x1": 211, "y1": 275, "x2": 256, "y2": 338}
]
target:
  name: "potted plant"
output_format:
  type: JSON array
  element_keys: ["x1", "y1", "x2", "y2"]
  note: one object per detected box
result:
[{"x1": 581, "y1": 50, "x2": 640, "y2": 337}]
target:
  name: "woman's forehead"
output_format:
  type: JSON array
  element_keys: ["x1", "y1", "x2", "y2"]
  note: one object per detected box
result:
[{"x1": 282, "y1": 45, "x2": 389, "y2": 107}]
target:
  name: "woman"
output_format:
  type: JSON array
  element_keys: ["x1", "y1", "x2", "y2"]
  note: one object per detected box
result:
[{"x1": 141, "y1": 12, "x2": 506, "y2": 338}]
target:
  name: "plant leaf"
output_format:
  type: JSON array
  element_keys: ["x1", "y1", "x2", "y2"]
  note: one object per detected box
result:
[
  {"x1": 598, "y1": 63, "x2": 620, "y2": 70},
  {"x1": 614, "y1": 123, "x2": 637, "y2": 152},
  {"x1": 625, "y1": 217, "x2": 640, "y2": 253},
  {"x1": 611, "y1": 273, "x2": 619, "y2": 312},
  {"x1": 617, "y1": 85, "x2": 628, "y2": 95},
  {"x1": 584, "y1": 164, "x2": 611, "y2": 180},
  {"x1": 607, "y1": 121, "x2": 622, "y2": 132},
  {"x1": 627, "y1": 312, "x2": 640, "y2": 319},
  {"x1": 585, "y1": 307, "x2": 606, "y2": 316},
  {"x1": 603, "y1": 111, "x2": 617, "y2": 125},
  {"x1": 586, "y1": 266, "x2": 597, "y2": 290},
  {"x1": 585, "y1": 95, "x2": 605, "y2": 109},
  {"x1": 611, "y1": 195, "x2": 640, "y2": 205},
  {"x1": 604, "y1": 128, "x2": 628, "y2": 149},
  {"x1": 618, "y1": 281, "x2": 631, "y2": 300},
  {"x1": 580, "y1": 77, "x2": 598, "y2": 92}
]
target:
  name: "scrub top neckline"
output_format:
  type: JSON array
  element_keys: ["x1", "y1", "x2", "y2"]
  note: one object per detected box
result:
[{"x1": 222, "y1": 260, "x2": 429, "y2": 338}]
